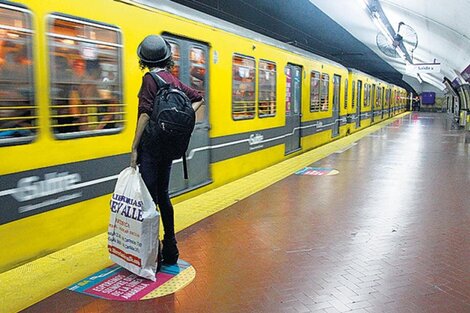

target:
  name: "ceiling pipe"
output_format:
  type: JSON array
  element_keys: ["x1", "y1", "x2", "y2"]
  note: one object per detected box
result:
[{"x1": 416, "y1": 73, "x2": 423, "y2": 84}]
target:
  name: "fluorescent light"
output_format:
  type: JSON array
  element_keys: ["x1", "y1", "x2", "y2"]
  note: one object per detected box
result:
[
  {"x1": 359, "y1": 0, "x2": 369, "y2": 10},
  {"x1": 372, "y1": 15, "x2": 394, "y2": 43}
]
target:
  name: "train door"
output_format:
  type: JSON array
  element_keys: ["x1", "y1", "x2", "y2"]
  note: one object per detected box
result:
[
  {"x1": 376, "y1": 86, "x2": 380, "y2": 120},
  {"x1": 285, "y1": 64, "x2": 302, "y2": 154},
  {"x1": 356, "y1": 80, "x2": 362, "y2": 128},
  {"x1": 332, "y1": 74, "x2": 341, "y2": 137},
  {"x1": 385, "y1": 89, "x2": 390, "y2": 118},
  {"x1": 371, "y1": 84, "x2": 376, "y2": 123},
  {"x1": 164, "y1": 36, "x2": 211, "y2": 194},
  {"x1": 381, "y1": 87, "x2": 385, "y2": 119}
]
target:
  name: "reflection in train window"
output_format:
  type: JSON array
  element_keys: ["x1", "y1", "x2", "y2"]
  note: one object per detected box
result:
[
  {"x1": 352, "y1": 80, "x2": 356, "y2": 109},
  {"x1": 169, "y1": 41, "x2": 180, "y2": 78},
  {"x1": 48, "y1": 15, "x2": 124, "y2": 139},
  {"x1": 189, "y1": 47, "x2": 206, "y2": 123},
  {"x1": 344, "y1": 78, "x2": 348, "y2": 110},
  {"x1": 232, "y1": 54, "x2": 255, "y2": 120},
  {"x1": 357, "y1": 80, "x2": 363, "y2": 108},
  {"x1": 0, "y1": 5, "x2": 35, "y2": 146},
  {"x1": 376, "y1": 86, "x2": 382, "y2": 108},
  {"x1": 364, "y1": 84, "x2": 370, "y2": 107},
  {"x1": 258, "y1": 60, "x2": 276, "y2": 118},
  {"x1": 385, "y1": 88, "x2": 391, "y2": 107},
  {"x1": 310, "y1": 71, "x2": 321, "y2": 112},
  {"x1": 321, "y1": 73, "x2": 329, "y2": 111},
  {"x1": 189, "y1": 47, "x2": 205, "y2": 92},
  {"x1": 371, "y1": 84, "x2": 376, "y2": 108}
]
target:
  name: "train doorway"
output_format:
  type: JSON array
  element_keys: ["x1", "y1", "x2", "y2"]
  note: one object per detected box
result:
[
  {"x1": 332, "y1": 74, "x2": 341, "y2": 137},
  {"x1": 285, "y1": 64, "x2": 302, "y2": 154},
  {"x1": 164, "y1": 36, "x2": 211, "y2": 194}
]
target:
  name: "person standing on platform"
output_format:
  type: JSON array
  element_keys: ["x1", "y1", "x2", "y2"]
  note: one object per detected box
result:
[{"x1": 130, "y1": 35, "x2": 204, "y2": 265}]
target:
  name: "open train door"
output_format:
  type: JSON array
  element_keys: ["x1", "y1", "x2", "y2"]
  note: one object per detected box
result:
[
  {"x1": 164, "y1": 36, "x2": 211, "y2": 195},
  {"x1": 285, "y1": 64, "x2": 302, "y2": 154}
]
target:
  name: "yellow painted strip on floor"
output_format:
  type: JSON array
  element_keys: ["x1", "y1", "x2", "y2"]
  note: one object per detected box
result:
[
  {"x1": 141, "y1": 266, "x2": 196, "y2": 299},
  {"x1": 0, "y1": 113, "x2": 409, "y2": 313},
  {"x1": 0, "y1": 232, "x2": 111, "y2": 313}
]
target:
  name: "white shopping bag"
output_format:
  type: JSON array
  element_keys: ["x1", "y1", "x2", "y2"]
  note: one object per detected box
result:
[{"x1": 108, "y1": 166, "x2": 160, "y2": 281}]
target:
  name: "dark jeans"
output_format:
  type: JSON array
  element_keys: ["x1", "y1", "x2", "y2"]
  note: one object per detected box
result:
[{"x1": 138, "y1": 149, "x2": 175, "y2": 240}]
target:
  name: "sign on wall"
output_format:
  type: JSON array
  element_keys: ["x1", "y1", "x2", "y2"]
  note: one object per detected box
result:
[{"x1": 406, "y1": 62, "x2": 441, "y2": 74}]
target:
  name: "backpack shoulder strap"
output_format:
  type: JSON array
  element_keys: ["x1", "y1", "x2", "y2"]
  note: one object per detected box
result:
[{"x1": 147, "y1": 71, "x2": 169, "y2": 89}]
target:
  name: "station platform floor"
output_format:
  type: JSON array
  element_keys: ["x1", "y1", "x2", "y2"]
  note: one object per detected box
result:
[{"x1": 3, "y1": 112, "x2": 470, "y2": 313}]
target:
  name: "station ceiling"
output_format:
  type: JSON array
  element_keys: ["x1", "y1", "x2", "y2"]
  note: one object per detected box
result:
[
  {"x1": 170, "y1": 0, "x2": 470, "y2": 95},
  {"x1": 310, "y1": 0, "x2": 470, "y2": 93}
]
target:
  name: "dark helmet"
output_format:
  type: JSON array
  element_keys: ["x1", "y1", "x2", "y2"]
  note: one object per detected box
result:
[{"x1": 137, "y1": 35, "x2": 171, "y2": 64}]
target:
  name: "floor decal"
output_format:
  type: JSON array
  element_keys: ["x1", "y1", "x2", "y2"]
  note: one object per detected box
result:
[
  {"x1": 68, "y1": 259, "x2": 195, "y2": 301},
  {"x1": 295, "y1": 167, "x2": 339, "y2": 176}
]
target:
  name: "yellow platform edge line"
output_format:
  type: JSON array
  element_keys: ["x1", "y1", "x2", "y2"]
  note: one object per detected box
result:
[{"x1": 0, "y1": 113, "x2": 409, "y2": 313}]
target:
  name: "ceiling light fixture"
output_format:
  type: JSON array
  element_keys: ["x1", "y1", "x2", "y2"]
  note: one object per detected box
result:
[
  {"x1": 360, "y1": 0, "x2": 413, "y2": 63},
  {"x1": 359, "y1": 0, "x2": 370, "y2": 10},
  {"x1": 371, "y1": 13, "x2": 394, "y2": 44}
]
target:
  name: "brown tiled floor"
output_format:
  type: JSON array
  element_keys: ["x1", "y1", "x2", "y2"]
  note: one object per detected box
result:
[{"x1": 23, "y1": 113, "x2": 470, "y2": 313}]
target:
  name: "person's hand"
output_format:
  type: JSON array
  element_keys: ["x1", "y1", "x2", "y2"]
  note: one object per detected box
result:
[{"x1": 130, "y1": 149, "x2": 138, "y2": 169}]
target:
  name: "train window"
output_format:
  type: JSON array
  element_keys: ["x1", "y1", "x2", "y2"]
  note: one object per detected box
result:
[
  {"x1": 365, "y1": 84, "x2": 371, "y2": 107},
  {"x1": 380, "y1": 87, "x2": 383, "y2": 106},
  {"x1": 376, "y1": 86, "x2": 382, "y2": 108},
  {"x1": 169, "y1": 41, "x2": 180, "y2": 78},
  {"x1": 370, "y1": 85, "x2": 373, "y2": 107},
  {"x1": 376, "y1": 87, "x2": 384, "y2": 108},
  {"x1": 258, "y1": 60, "x2": 276, "y2": 118},
  {"x1": 344, "y1": 78, "x2": 348, "y2": 110},
  {"x1": 351, "y1": 80, "x2": 356, "y2": 109},
  {"x1": 371, "y1": 84, "x2": 376, "y2": 108},
  {"x1": 189, "y1": 47, "x2": 205, "y2": 92},
  {"x1": 0, "y1": 5, "x2": 35, "y2": 146},
  {"x1": 47, "y1": 15, "x2": 124, "y2": 138},
  {"x1": 381, "y1": 87, "x2": 384, "y2": 107},
  {"x1": 385, "y1": 89, "x2": 391, "y2": 107},
  {"x1": 189, "y1": 46, "x2": 206, "y2": 122},
  {"x1": 310, "y1": 71, "x2": 320, "y2": 112},
  {"x1": 232, "y1": 54, "x2": 255, "y2": 120},
  {"x1": 357, "y1": 80, "x2": 362, "y2": 108},
  {"x1": 320, "y1": 73, "x2": 329, "y2": 111},
  {"x1": 384, "y1": 88, "x2": 387, "y2": 107}
]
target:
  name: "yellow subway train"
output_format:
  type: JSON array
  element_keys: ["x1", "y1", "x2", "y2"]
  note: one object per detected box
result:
[{"x1": 0, "y1": 0, "x2": 408, "y2": 272}]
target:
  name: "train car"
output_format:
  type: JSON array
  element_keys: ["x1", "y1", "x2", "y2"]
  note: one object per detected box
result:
[
  {"x1": 0, "y1": 0, "x2": 407, "y2": 272},
  {"x1": 348, "y1": 70, "x2": 375, "y2": 131},
  {"x1": 374, "y1": 80, "x2": 393, "y2": 122},
  {"x1": 300, "y1": 58, "x2": 350, "y2": 151},
  {"x1": 347, "y1": 69, "x2": 407, "y2": 133}
]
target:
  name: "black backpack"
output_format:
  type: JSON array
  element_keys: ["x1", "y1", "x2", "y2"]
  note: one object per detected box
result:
[{"x1": 143, "y1": 71, "x2": 196, "y2": 179}]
